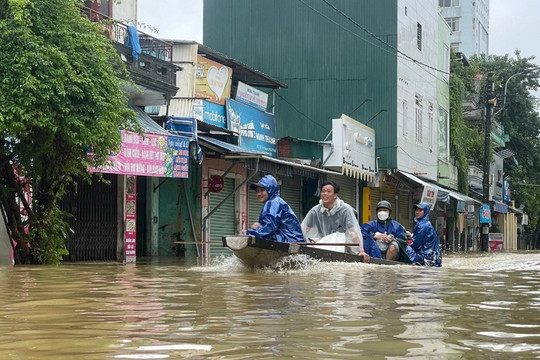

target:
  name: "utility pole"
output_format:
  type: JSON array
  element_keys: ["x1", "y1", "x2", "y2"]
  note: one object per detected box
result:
[{"x1": 481, "y1": 74, "x2": 496, "y2": 252}]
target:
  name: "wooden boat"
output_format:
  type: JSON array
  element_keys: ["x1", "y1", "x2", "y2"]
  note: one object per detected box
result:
[{"x1": 222, "y1": 235, "x2": 404, "y2": 268}]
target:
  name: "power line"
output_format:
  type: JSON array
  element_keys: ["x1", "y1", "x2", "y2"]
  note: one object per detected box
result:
[
  {"x1": 273, "y1": 91, "x2": 330, "y2": 133},
  {"x1": 298, "y1": 0, "x2": 478, "y2": 83}
]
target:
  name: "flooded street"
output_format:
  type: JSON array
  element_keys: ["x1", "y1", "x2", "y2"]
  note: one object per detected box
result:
[{"x1": 1, "y1": 252, "x2": 540, "y2": 359}]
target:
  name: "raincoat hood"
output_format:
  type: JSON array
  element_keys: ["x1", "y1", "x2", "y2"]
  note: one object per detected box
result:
[
  {"x1": 250, "y1": 175, "x2": 280, "y2": 199},
  {"x1": 414, "y1": 202, "x2": 431, "y2": 222}
]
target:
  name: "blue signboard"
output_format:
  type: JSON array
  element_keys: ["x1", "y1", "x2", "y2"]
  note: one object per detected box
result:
[
  {"x1": 502, "y1": 178, "x2": 511, "y2": 203},
  {"x1": 226, "y1": 98, "x2": 277, "y2": 157},
  {"x1": 479, "y1": 204, "x2": 491, "y2": 224},
  {"x1": 195, "y1": 100, "x2": 226, "y2": 129}
]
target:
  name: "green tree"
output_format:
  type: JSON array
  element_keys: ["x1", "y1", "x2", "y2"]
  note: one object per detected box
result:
[
  {"x1": 0, "y1": 0, "x2": 136, "y2": 264},
  {"x1": 449, "y1": 50, "x2": 483, "y2": 194},
  {"x1": 468, "y1": 52, "x2": 540, "y2": 247}
]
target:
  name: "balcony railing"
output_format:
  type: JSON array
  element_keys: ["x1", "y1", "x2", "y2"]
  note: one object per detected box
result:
[
  {"x1": 83, "y1": 7, "x2": 173, "y2": 61},
  {"x1": 82, "y1": 7, "x2": 180, "y2": 101}
]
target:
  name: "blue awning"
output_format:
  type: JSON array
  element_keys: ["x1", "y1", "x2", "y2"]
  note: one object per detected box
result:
[{"x1": 493, "y1": 200, "x2": 508, "y2": 214}]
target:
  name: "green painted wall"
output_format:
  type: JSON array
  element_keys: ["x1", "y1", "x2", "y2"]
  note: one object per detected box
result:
[
  {"x1": 157, "y1": 159, "x2": 202, "y2": 257},
  {"x1": 204, "y1": 0, "x2": 398, "y2": 153}
]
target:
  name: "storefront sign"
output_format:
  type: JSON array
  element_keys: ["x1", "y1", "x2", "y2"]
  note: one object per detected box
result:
[
  {"x1": 195, "y1": 55, "x2": 232, "y2": 105},
  {"x1": 193, "y1": 99, "x2": 226, "y2": 129},
  {"x1": 96, "y1": 131, "x2": 190, "y2": 178},
  {"x1": 125, "y1": 175, "x2": 137, "y2": 263},
  {"x1": 235, "y1": 81, "x2": 268, "y2": 111},
  {"x1": 226, "y1": 98, "x2": 277, "y2": 157},
  {"x1": 322, "y1": 114, "x2": 376, "y2": 181},
  {"x1": 488, "y1": 233, "x2": 504, "y2": 251},
  {"x1": 421, "y1": 186, "x2": 438, "y2": 210}
]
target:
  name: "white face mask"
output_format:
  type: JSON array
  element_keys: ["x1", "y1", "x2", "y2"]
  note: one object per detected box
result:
[{"x1": 377, "y1": 211, "x2": 389, "y2": 221}]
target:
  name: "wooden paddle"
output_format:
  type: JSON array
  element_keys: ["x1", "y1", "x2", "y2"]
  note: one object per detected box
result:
[{"x1": 294, "y1": 242, "x2": 359, "y2": 246}]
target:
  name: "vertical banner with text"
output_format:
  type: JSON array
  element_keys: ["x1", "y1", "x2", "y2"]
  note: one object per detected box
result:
[{"x1": 125, "y1": 175, "x2": 137, "y2": 263}]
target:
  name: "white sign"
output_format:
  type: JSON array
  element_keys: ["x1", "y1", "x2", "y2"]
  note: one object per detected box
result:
[
  {"x1": 322, "y1": 114, "x2": 376, "y2": 181},
  {"x1": 421, "y1": 186, "x2": 438, "y2": 210},
  {"x1": 235, "y1": 81, "x2": 268, "y2": 112}
]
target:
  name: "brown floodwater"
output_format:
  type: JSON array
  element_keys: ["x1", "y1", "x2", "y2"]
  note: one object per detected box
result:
[{"x1": 1, "y1": 252, "x2": 540, "y2": 359}]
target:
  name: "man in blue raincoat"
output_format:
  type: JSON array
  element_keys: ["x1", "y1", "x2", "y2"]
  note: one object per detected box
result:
[
  {"x1": 406, "y1": 202, "x2": 442, "y2": 267},
  {"x1": 247, "y1": 175, "x2": 305, "y2": 242}
]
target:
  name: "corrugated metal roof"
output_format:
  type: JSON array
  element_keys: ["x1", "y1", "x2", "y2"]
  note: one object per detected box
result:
[
  {"x1": 130, "y1": 105, "x2": 169, "y2": 135},
  {"x1": 198, "y1": 135, "x2": 264, "y2": 155},
  {"x1": 170, "y1": 40, "x2": 287, "y2": 89}
]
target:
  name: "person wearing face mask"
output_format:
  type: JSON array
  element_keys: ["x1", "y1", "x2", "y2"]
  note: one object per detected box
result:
[{"x1": 360, "y1": 200, "x2": 408, "y2": 262}]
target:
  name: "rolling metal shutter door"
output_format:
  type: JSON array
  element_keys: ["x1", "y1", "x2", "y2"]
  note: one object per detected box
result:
[
  {"x1": 248, "y1": 177, "x2": 302, "y2": 225},
  {"x1": 396, "y1": 190, "x2": 412, "y2": 231},
  {"x1": 280, "y1": 177, "x2": 301, "y2": 221},
  {"x1": 209, "y1": 177, "x2": 235, "y2": 257},
  {"x1": 328, "y1": 174, "x2": 357, "y2": 208},
  {"x1": 248, "y1": 182, "x2": 260, "y2": 227},
  {"x1": 369, "y1": 188, "x2": 381, "y2": 222}
]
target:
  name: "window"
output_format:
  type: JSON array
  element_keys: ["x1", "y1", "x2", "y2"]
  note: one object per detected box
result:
[
  {"x1": 402, "y1": 100, "x2": 408, "y2": 137},
  {"x1": 439, "y1": 0, "x2": 460, "y2": 7},
  {"x1": 450, "y1": 42, "x2": 460, "y2": 51},
  {"x1": 417, "y1": 23, "x2": 422, "y2": 51},
  {"x1": 445, "y1": 17, "x2": 460, "y2": 32},
  {"x1": 415, "y1": 94, "x2": 423, "y2": 144}
]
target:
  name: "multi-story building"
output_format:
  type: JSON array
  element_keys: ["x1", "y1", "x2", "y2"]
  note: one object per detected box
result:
[
  {"x1": 439, "y1": 0, "x2": 490, "y2": 57},
  {"x1": 203, "y1": 0, "x2": 481, "y2": 249},
  {"x1": 59, "y1": 1, "x2": 185, "y2": 262}
]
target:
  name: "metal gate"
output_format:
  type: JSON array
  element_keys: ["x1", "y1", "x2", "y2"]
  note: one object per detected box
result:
[
  {"x1": 60, "y1": 173, "x2": 118, "y2": 261},
  {"x1": 209, "y1": 177, "x2": 235, "y2": 257}
]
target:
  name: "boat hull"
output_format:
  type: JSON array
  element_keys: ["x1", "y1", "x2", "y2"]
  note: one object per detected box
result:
[{"x1": 222, "y1": 236, "x2": 402, "y2": 268}]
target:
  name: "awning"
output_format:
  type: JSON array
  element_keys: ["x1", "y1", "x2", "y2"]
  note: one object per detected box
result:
[
  {"x1": 131, "y1": 105, "x2": 170, "y2": 135},
  {"x1": 397, "y1": 171, "x2": 479, "y2": 204},
  {"x1": 198, "y1": 135, "x2": 342, "y2": 178},
  {"x1": 341, "y1": 164, "x2": 375, "y2": 182},
  {"x1": 198, "y1": 135, "x2": 264, "y2": 155},
  {"x1": 493, "y1": 200, "x2": 508, "y2": 214}
]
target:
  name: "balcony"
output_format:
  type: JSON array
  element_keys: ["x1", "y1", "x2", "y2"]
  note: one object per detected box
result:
[{"x1": 83, "y1": 7, "x2": 181, "y2": 106}]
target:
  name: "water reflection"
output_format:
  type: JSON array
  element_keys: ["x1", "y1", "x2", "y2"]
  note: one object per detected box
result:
[{"x1": 0, "y1": 253, "x2": 539, "y2": 359}]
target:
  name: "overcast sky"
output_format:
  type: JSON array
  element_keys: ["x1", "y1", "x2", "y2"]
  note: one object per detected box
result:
[{"x1": 137, "y1": 0, "x2": 540, "y2": 65}]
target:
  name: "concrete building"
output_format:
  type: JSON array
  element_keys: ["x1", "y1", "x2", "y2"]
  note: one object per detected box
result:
[{"x1": 439, "y1": 0, "x2": 490, "y2": 57}]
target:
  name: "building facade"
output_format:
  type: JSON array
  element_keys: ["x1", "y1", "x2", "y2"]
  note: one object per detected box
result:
[{"x1": 439, "y1": 0, "x2": 490, "y2": 57}]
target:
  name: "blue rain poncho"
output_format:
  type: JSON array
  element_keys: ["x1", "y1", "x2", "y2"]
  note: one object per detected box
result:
[
  {"x1": 406, "y1": 202, "x2": 442, "y2": 267},
  {"x1": 301, "y1": 197, "x2": 366, "y2": 253},
  {"x1": 247, "y1": 175, "x2": 304, "y2": 242}
]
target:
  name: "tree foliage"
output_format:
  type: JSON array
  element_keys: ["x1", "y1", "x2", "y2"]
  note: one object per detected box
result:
[
  {"x1": 0, "y1": 0, "x2": 136, "y2": 263},
  {"x1": 449, "y1": 50, "x2": 483, "y2": 194},
  {"x1": 467, "y1": 52, "x2": 540, "y2": 246}
]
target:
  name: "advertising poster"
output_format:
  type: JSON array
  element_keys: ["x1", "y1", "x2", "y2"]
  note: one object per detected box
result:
[
  {"x1": 226, "y1": 98, "x2": 277, "y2": 157},
  {"x1": 235, "y1": 81, "x2": 268, "y2": 112},
  {"x1": 125, "y1": 175, "x2": 137, "y2": 263},
  {"x1": 421, "y1": 186, "x2": 438, "y2": 210},
  {"x1": 97, "y1": 131, "x2": 190, "y2": 178},
  {"x1": 195, "y1": 55, "x2": 232, "y2": 105},
  {"x1": 193, "y1": 99, "x2": 227, "y2": 129}
]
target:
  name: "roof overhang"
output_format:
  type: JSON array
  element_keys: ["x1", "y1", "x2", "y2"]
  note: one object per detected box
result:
[{"x1": 397, "y1": 171, "x2": 480, "y2": 204}]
